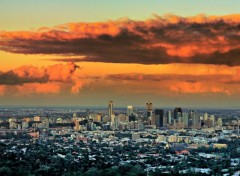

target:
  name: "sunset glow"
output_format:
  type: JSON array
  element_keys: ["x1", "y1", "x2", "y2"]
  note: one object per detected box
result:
[{"x1": 0, "y1": 1, "x2": 240, "y2": 107}]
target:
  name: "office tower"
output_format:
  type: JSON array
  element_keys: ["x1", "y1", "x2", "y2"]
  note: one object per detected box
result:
[
  {"x1": 238, "y1": 118, "x2": 240, "y2": 137},
  {"x1": 108, "y1": 101, "x2": 113, "y2": 117},
  {"x1": 204, "y1": 119, "x2": 213, "y2": 128},
  {"x1": 86, "y1": 123, "x2": 92, "y2": 131},
  {"x1": 111, "y1": 114, "x2": 115, "y2": 123},
  {"x1": 189, "y1": 110, "x2": 200, "y2": 129},
  {"x1": 217, "y1": 117, "x2": 223, "y2": 127},
  {"x1": 17, "y1": 124, "x2": 22, "y2": 130},
  {"x1": 134, "y1": 121, "x2": 139, "y2": 130},
  {"x1": 129, "y1": 121, "x2": 135, "y2": 129},
  {"x1": 103, "y1": 123, "x2": 111, "y2": 131},
  {"x1": 167, "y1": 111, "x2": 172, "y2": 124},
  {"x1": 9, "y1": 117, "x2": 17, "y2": 122},
  {"x1": 146, "y1": 102, "x2": 153, "y2": 117},
  {"x1": 200, "y1": 118, "x2": 205, "y2": 127},
  {"x1": 118, "y1": 114, "x2": 126, "y2": 122},
  {"x1": 114, "y1": 116, "x2": 119, "y2": 130},
  {"x1": 155, "y1": 115, "x2": 161, "y2": 127},
  {"x1": 9, "y1": 121, "x2": 16, "y2": 129},
  {"x1": 188, "y1": 110, "x2": 193, "y2": 127},
  {"x1": 150, "y1": 115, "x2": 156, "y2": 126},
  {"x1": 192, "y1": 111, "x2": 200, "y2": 129},
  {"x1": 94, "y1": 113, "x2": 102, "y2": 122},
  {"x1": 210, "y1": 115, "x2": 215, "y2": 126},
  {"x1": 22, "y1": 121, "x2": 29, "y2": 130},
  {"x1": 183, "y1": 112, "x2": 189, "y2": 127},
  {"x1": 128, "y1": 114, "x2": 136, "y2": 122},
  {"x1": 204, "y1": 113, "x2": 208, "y2": 121},
  {"x1": 155, "y1": 109, "x2": 164, "y2": 127},
  {"x1": 102, "y1": 115, "x2": 110, "y2": 123},
  {"x1": 127, "y1": 105, "x2": 134, "y2": 115},
  {"x1": 174, "y1": 107, "x2": 182, "y2": 121},
  {"x1": 45, "y1": 117, "x2": 49, "y2": 129}
]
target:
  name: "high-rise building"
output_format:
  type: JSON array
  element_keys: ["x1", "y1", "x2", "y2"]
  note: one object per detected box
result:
[
  {"x1": 155, "y1": 109, "x2": 164, "y2": 127},
  {"x1": 183, "y1": 112, "x2": 189, "y2": 127},
  {"x1": 188, "y1": 110, "x2": 193, "y2": 127},
  {"x1": 9, "y1": 121, "x2": 16, "y2": 129},
  {"x1": 128, "y1": 114, "x2": 136, "y2": 122},
  {"x1": 94, "y1": 113, "x2": 102, "y2": 122},
  {"x1": 22, "y1": 121, "x2": 29, "y2": 129},
  {"x1": 217, "y1": 117, "x2": 223, "y2": 127},
  {"x1": 118, "y1": 114, "x2": 126, "y2": 122},
  {"x1": 155, "y1": 115, "x2": 161, "y2": 127},
  {"x1": 114, "y1": 116, "x2": 119, "y2": 130},
  {"x1": 45, "y1": 117, "x2": 49, "y2": 129},
  {"x1": 210, "y1": 115, "x2": 215, "y2": 126},
  {"x1": 189, "y1": 110, "x2": 200, "y2": 129},
  {"x1": 204, "y1": 119, "x2": 213, "y2": 128},
  {"x1": 167, "y1": 111, "x2": 172, "y2": 124},
  {"x1": 102, "y1": 116, "x2": 110, "y2": 123},
  {"x1": 146, "y1": 102, "x2": 153, "y2": 117},
  {"x1": 127, "y1": 105, "x2": 134, "y2": 115},
  {"x1": 108, "y1": 101, "x2": 113, "y2": 117},
  {"x1": 150, "y1": 115, "x2": 156, "y2": 126},
  {"x1": 111, "y1": 114, "x2": 115, "y2": 123},
  {"x1": 17, "y1": 124, "x2": 22, "y2": 130},
  {"x1": 174, "y1": 107, "x2": 182, "y2": 121},
  {"x1": 204, "y1": 113, "x2": 208, "y2": 121}
]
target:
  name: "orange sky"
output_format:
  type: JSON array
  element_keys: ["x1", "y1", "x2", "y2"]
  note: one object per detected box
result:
[{"x1": 0, "y1": 14, "x2": 240, "y2": 107}]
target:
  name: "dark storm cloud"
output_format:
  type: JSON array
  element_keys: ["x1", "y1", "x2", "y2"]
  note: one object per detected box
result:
[
  {"x1": 0, "y1": 71, "x2": 47, "y2": 85},
  {"x1": 1, "y1": 14, "x2": 240, "y2": 65}
]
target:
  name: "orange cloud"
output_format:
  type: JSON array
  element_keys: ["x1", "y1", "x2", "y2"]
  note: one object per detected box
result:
[
  {"x1": 236, "y1": 68, "x2": 240, "y2": 79},
  {"x1": 2, "y1": 14, "x2": 239, "y2": 40},
  {"x1": 71, "y1": 80, "x2": 90, "y2": 94},
  {"x1": 1, "y1": 14, "x2": 240, "y2": 65},
  {"x1": 169, "y1": 82, "x2": 231, "y2": 95},
  {"x1": 163, "y1": 43, "x2": 237, "y2": 58},
  {"x1": 45, "y1": 62, "x2": 79, "y2": 81},
  {"x1": 105, "y1": 71, "x2": 240, "y2": 96},
  {"x1": 0, "y1": 62, "x2": 79, "y2": 85},
  {"x1": 0, "y1": 62, "x2": 93, "y2": 96},
  {"x1": 0, "y1": 85, "x2": 6, "y2": 96},
  {"x1": 16, "y1": 83, "x2": 61, "y2": 95},
  {"x1": 13, "y1": 65, "x2": 46, "y2": 79}
]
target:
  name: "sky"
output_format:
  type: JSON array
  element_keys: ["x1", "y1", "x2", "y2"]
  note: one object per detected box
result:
[{"x1": 0, "y1": 1, "x2": 240, "y2": 108}]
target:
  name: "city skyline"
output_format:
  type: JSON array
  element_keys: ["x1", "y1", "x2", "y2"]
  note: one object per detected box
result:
[{"x1": 0, "y1": 1, "x2": 240, "y2": 108}]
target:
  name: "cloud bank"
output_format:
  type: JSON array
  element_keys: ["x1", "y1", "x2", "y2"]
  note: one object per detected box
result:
[
  {"x1": 0, "y1": 62, "x2": 90, "y2": 95},
  {"x1": 1, "y1": 14, "x2": 240, "y2": 65},
  {"x1": 0, "y1": 62, "x2": 79, "y2": 85}
]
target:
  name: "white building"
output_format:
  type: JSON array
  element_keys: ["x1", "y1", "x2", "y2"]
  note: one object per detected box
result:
[
  {"x1": 210, "y1": 115, "x2": 215, "y2": 126},
  {"x1": 217, "y1": 118, "x2": 223, "y2": 127},
  {"x1": 34, "y1": 116, "x2": 41, "y2": 122},
  {"x1": 127, "y1": 105, "x2": 133, "y2": 115}
]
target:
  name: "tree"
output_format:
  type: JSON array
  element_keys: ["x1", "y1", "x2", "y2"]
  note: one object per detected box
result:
[
  {"x1": 101, "y1": 166, "x2": 121, "y2": 176},
  {"x1": 84, "y1": 167, "x2": 100, "y2": 176},
  {"x1": 128, "y1": 164, "x2": 145, "y2": 176},
  {"x1": 0, "y1": 166, "x2": 13, "y2": 176}
]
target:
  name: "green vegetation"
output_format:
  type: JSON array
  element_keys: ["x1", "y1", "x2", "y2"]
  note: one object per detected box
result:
[{"x1": 0, "y1": 137, "x2": 239, "y2": 175}]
